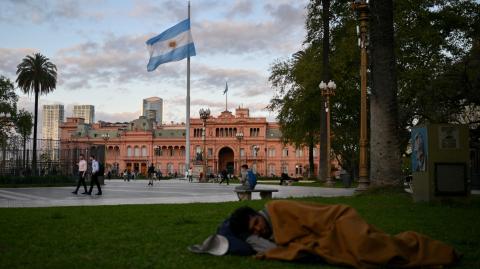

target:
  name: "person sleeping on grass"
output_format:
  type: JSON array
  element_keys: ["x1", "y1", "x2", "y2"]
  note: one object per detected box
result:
[{"x1": 189, "y1": 200, "x2": 460, "y2": 269}]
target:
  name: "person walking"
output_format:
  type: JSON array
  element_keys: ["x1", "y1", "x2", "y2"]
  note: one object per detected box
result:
[
  {"x1": 87, "y1": 155, "x2": 102, "y2": 195},
  {"x1": 188, "y1": 167, "x2": 193, "y2": 182},
  {"x1": 72, "y1": 154, "x2": 88, "y2": 194},
  {"x1": 147, "y1": 164, "x2": 155, "y2": 187},
  {"x1": 219, "y1": 169, "x2": 229, "y2": 185}
]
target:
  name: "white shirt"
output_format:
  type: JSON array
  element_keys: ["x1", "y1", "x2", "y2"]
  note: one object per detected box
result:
[
  {"x1": 78, "y1": 159, "x2": 87, "y2": 172},
  {"x1": 92, "y1": 159, "x2": 99, "y2": 174}
]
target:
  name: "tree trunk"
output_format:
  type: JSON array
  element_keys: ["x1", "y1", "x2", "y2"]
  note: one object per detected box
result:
[
  {"x1": 369, "y1": 0, "x2": 401, "y2": 185},
  {"x1": 32, "y1": 89, "x2": 39, "y2": 176},
  {"x1": 319, "y1": 0, "x2": 330, "y2": 181}
]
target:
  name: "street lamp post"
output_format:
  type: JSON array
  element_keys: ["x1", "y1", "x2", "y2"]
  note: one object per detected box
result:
[
  {"x1": 199, "y1": 108, "x2": 210, "y2": 180},
  {"x1": 319, "y1": 80, "x2": 336, "y2": 186},
  {"x1": 102, "y1": 133, "x2": 110, "y2": 172},
  {"x1": 353, "y1": 0, "x2": 370, "y2": 191},
  {"x1": 236, "y1": 131, "x2": 244, "y2": 174}
]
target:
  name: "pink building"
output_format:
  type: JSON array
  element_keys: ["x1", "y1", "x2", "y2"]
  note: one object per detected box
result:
[{"x1": 60, "y1": 108, "x2": 320, "y2": 177}]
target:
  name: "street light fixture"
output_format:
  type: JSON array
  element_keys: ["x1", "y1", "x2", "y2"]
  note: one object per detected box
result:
[
  {"x1": 352, "y1": 0, "x2": 370, "y2": 191},
  {"x1": 199, "y1": 108, "x2": 210, "y2": 179},
  {"x1": 319, "y1": 80, "x2": 336, "y2": 186}
]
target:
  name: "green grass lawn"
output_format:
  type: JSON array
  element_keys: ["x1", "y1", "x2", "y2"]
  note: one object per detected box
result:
[{"x1": 0, "y1": 190, "x2": 479, "y2": 269}]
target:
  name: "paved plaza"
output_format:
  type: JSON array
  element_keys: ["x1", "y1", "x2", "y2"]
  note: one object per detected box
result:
[{"x1": 0, "y1": 179, "x2": 356, "y2": 208}]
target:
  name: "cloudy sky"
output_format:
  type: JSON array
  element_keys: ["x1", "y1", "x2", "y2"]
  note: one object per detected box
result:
[{"x1": 0, "y1": 0, "x2": 309, "y2": 124}]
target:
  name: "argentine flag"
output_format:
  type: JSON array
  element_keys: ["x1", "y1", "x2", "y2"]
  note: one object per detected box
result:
[{"x1": 146, "y1": 18, "x2": 196, "y2": 72}]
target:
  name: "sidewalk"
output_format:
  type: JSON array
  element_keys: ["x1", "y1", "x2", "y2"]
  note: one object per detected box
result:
[{"x1": 0, "y1": 179, "x2": 356, "y2": 208}]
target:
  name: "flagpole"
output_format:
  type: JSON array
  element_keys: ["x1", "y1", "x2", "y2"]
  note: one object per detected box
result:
[{"x1": 186, "y1": 1, "x2": 191, "y2": 173}]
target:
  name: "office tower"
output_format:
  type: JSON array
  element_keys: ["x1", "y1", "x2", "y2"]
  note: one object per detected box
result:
[
  {"x1": 42, "y1": 104, "x2": 64, "y2": 160},
  {"x1": 73, "y1": 105, "x2": 95, "y2": 124},
  {"x1": 143, "y1": 97, "x2": 163, "y2": 124}
]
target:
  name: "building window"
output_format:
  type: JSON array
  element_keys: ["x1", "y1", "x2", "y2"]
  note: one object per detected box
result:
[
  {"x1": 252, "y1": 147, "x2": 260, "y2": 157},
  {"x1": 268, "y1": 164, "x2": 275, "y2": 176},
  {"x1": 179, "y1": 147, "x2": 185, "y2": 156},
  {"x1": 134, "y1": 146, "x2": 140, "y2": 156},
  {"x1": 252, "y1": 163, "x2": 257, "y2": 173},
  {"x1": 208, "y1": 148, "x2": 213, "y2": 157},
  {"x1": 268, "y1": 148, "x2": 276, "y2": 157},
  {"x1": 250, "y1": 128, "x2": 260, "y2": 137},
  {"x1": 313, "y1": 148, "x2": 317, "y2": 157},
  {"x1": 295, "y1": 148, "x2": 303, "y2": 157},
  {"x1": 295, "y1": 164, "x2": 303, "y2": 175},
  {"x1": 127, "y1": 146, "x2": 132, "y2": 157},
  {"x1": 167, "y1": 163, "x2": 174, "y2": 174},
  {"x1": 178, "y1": 163, "x2": 185, "y2": 175},
  {"x1": 169, "y1": 147, "x2": 173, "y2": 156},
  {"x1": 141, "y1": 146, "x2": 147, "y2": 156},
  {"x1": 240, "y1": 148, "x2": 245, "y2": 157},
  {"x1": 282, "y1": 148, "x2": 289, "y2": 157},
  {"x1": 282, "y1": 164, "x2": 288, "y2": 174},
  {"x1": 154, "y1": 147, "x2": 162, "y2": 156}
]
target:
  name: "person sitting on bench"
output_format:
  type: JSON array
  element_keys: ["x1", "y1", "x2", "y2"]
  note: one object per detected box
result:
[{"x1": 235, "y1": 164, "x2": 256, "y2": 191}]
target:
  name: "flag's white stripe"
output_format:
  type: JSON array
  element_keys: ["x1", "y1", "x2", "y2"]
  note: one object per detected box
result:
[
  {"x1": 147, "y1": 43, "x2": 195, "y2": 71},
  {"x1": 148, "y1": 30, "x2": 193, "y2": 58}
]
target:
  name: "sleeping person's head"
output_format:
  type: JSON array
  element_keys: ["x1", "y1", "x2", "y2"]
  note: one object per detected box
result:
[{"x1": 229, "y1": 206, "x2": 270, "y2": 239}]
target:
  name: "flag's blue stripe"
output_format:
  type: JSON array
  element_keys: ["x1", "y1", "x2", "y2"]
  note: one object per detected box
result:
[
  {"x1": 146, "y1": 19, "x2": 190, "y2": 45},
  {"x1": 147, "y1": 43, "x2": 196, "y2": 72}
]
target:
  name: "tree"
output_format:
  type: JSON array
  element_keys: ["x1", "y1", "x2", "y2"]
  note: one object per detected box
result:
[
  {"x1": 268, "y1": 46, "x2": 322, "y2": 178},
  {"x1": 15, "y1": 109, "x2": 33, "y2": 169},
  {"x1": 0, "y1": 76, "x2": 18, "y2": 143},
  {"x1": 16, "y1": 53, "x2": 57, "y2": 176}
]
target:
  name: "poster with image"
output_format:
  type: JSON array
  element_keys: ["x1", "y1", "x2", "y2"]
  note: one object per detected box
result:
[{"x1": 411, "y1": 127, "x2": 428, "y2": 172}]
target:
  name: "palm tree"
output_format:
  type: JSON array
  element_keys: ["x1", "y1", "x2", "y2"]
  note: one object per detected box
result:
[
  {"x1": 15, "y1": 109, "x2": 33, "y2": 170},
  {"x1": 369, "y1": 0, "x2": 401, "y2": 185},
  {"x1": 16, "y1": 53, "x2": 57, "y2": 176}
]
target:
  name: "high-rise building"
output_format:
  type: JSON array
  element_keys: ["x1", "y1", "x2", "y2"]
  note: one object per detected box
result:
[
  {"x1": 73, "y1": 105, "x2": 95, "y2": 124},
  {"x1": 143, "y1": 97, "x2": 163, "y2": 124},
  {"x1": 42, "y1": 104, "x2": 64, "y2": 160}
]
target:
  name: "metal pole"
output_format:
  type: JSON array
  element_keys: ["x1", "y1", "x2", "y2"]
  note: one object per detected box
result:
[
  {"x1": 354, "y1": 1, "x2": 370, "y2": 191},
  {"x1": 185, "y1": 1, "x2": 191, "y2": 173}
]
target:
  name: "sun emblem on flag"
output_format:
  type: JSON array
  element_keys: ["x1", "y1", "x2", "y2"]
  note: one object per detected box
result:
[{"x1": 169, "y1": 41, "x2": 177, "y2": 48}]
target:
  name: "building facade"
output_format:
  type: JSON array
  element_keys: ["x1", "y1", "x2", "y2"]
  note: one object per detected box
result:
[
  {"x1": 73, "y1": 105, "x2": 95, "y2": 124},
  {"x1": 143, "y1": 97, "x2": 163, "y2": 124},
  {"x1": 42, "y1": 104, "x2": 64, "y2": 160},
  {"x1": 60, "y1": 107, "x2": 321, "y2": 177}
]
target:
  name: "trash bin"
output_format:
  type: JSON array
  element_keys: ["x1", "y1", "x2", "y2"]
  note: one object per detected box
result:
[{"x1": 340, "y1": 170, "x2": 351, "y2": 188}]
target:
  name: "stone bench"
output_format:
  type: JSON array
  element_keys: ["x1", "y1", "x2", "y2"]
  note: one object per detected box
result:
[{"x1": 234, "y1": 189, "x2": 278, "y2": 201}]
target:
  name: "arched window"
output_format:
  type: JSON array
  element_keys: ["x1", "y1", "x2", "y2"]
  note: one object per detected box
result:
[
  {"x1": 134, "y1": 146, "x2": 140, "y2": 156},
  {"x1": 127, "y1": 146, "x2": 132, "y2": 157},
  {"x1": 141, "y1": 146, "x2": 147, "y2": 156}
]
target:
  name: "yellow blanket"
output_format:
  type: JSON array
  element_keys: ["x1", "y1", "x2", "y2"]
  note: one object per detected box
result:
[{"x1": 260, "y1": 200, "x2": 458, "y2": 268}]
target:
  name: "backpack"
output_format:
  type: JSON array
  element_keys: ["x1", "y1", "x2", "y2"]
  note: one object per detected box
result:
[{"x1": 247, "y1": 170, "x2": 257, "y2": 189}]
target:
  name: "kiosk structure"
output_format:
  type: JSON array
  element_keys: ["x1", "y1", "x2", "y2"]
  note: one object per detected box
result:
[{"x1": 412, "y1": 124, "x2": 470, "y2": 202}]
